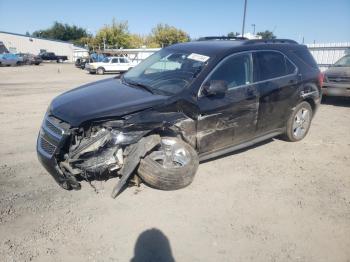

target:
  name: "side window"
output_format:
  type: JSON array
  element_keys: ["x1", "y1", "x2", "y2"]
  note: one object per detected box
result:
[
  {"x1": 207, "y1": 53, "x2": 252, "y2": 89},
  {"x1": 255, "y1": 51, "x2": 295, "y2": 81},
  {"x1": 111, "y1": 58, "x2": 119, "y2": 63},
  {"x1": 285, "y1": 58, "x2": 296, "y2": 74},
  {"x1": 292, "y1": 49, "x2": 318, "y2": 69},
  {"x1": 119, "y1": 58, "x2": 127, "y2": 63}
]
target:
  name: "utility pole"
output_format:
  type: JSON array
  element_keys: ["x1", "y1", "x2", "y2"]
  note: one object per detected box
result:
[
  {"x1": 251, "y1": 24, "x2": 256, "y2": 35},
  {"x1": 241, "y1": 0, "x2": 248, "y2": 37}
]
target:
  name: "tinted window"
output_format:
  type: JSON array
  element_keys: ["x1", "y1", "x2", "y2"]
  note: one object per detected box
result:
[
  {"x1": 285, "y1": 58, "x2": 296, "y2": 74},
  {"x1": 293, "y1": 48, "x2": 318, "y2": 69},
  {"x1": 208, "y1": 53, "x2": 252, "y2": 89},
  {"x1": 255, "y1": 51, "x2": 295, "y2": 81},
  {"x1": 111, "y1": 58, "x2": 118, "y2": 63}
]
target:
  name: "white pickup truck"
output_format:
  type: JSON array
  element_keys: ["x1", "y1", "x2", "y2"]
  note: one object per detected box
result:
[{"x1": 86, "y1": 56, "x2": 135, "y2": 75}]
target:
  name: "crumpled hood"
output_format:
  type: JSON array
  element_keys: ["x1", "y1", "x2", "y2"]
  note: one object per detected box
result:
[
  {"x1": 325, "y1": 66, "x2": 350, "y2": 77},
  {"x1": 50, "y1": 78, "x2": 168, "y2": 127}
]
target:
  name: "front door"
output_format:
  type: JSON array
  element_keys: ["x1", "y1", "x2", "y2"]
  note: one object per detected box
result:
[{"x1": 197, "y1": 52, "x2": 259, "y2": 154}]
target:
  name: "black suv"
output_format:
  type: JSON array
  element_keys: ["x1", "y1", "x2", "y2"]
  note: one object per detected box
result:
[{"x1": 37, "y1": 38, "x2": 322, "y2": 197}]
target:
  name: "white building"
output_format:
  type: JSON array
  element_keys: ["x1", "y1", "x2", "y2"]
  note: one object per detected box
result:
[
  {"x1": 0, "y1": 31, "x2": 89, "y2": 62},
  {"x1": 307, "y1": 42, "x2": 350, "y2": 71}
]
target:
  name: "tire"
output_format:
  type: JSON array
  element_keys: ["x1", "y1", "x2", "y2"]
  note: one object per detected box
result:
[
  {"x1": 282, "y1": 101, "x2": 313, "y2": 142},
  {"x1": 138, "y1": 137, "x2": 199, "y2": 190},
  {"x1": 57, "y1": 58, "x2": 63, "y2": 63},
  {"x1": 96, "y1": 67, "x2": 105, "y2": 75}
]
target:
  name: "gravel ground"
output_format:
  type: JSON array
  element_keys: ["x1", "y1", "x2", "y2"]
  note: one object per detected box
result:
[{"x1": 0, "y1": 63, "x2": 349, "y2": 262}]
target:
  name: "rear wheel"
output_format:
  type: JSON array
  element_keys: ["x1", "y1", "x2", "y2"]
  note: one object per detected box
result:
[
  {"x1": 282, "y1": 101, "x2": 313, "y2": 142},
  {"x1": 138, "y1": 137, "x2": 199, "y2": 190},
  {"x1": 97, "y1": 67, "x2": 105, "y2": 75}
]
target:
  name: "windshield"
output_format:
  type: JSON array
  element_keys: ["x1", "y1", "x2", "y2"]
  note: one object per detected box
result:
[
  {"x1": 334, "y1": 55, "x2": 350, "y2": 67},
  {"x1": 102, "y1": 57, "x2": 111, "y2": 63},
  {"x1": 123, "y1": 49, "x2": 208, "y2": 95}
]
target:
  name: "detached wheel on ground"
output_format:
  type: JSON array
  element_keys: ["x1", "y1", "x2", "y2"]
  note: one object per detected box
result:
[
  {"x1": 97, "y1": 67, "x2": 105, "y2": 75},
  {"x1": 282, "y1": 101, "x2": 313, "y2": 142},
  {"x1": 138, "y1": 137, "x2": 199, "y2": 190}
]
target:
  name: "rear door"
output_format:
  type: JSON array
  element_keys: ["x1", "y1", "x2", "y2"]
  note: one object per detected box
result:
[
  {"x1": 118, "y1": 57, "x2": 130, "y2": 71},
  {"x1": 197, "y1": 52, "x2": 259, "y2": 154},
  {"x1": 253, "y1": 51, "x2": 298, "y2": 134}
]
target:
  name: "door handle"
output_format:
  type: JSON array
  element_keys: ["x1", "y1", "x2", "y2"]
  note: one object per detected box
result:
[{"x1": 247, "y1": 87, "x2": 256, "y2": 96}]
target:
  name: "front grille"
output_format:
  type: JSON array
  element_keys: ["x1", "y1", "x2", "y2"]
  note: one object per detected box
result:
[
  {"x1": 45, "y1": 118, "x2": 63, "y2": 137},
  {"x1": 42, "y1": 116, "x2": 65, "y2": 141},
  {"x1": 38, "y1": 136, "x2": 57, "y2": 158},
  {"x1": 38, "y1": 115, "x2": 69, "y2": 158},
  {"x1": 327, "y1": 76, "x2": 350, "y2": 83}
]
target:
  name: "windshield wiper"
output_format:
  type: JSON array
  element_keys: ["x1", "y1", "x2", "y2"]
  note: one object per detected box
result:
[{"x1": 121, "y1": 76, "x2": 154, "y2": 94}]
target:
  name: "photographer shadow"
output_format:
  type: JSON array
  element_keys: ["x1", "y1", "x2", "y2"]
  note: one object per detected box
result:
[{"x1": 131, "y1": 228, "x2": 175, "y2": 262}]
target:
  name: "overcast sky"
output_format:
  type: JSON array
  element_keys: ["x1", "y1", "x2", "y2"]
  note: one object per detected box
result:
[{"x1": 0, "y1": 0, "x2": 349, "y2": 43}]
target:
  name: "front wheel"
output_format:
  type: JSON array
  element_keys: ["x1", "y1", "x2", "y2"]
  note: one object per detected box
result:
[
  {"x1": 282, "y1": 101, "x2": 313, "y2": 142},
  {"x1": 138, "y1": 137, "x2": 199, "y2": 190},
  {"x1": 96, "y1": 67, "x2": 105, "y2": 75}
]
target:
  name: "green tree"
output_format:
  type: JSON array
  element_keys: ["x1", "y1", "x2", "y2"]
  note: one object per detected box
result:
[
  {"x1": 94, "y1": 19, "x2": 132, "y2": 49},
  {"x1": 32, "y1": 21, "x2": 88, "y2": 42},
  {"x1": 256, "y1": 30, "x2": 276, "y2": 39},
  {"x1": 129, "y1": 34, "x2": 146, "y2": 48},
  {"x1": 150, "y1": 24, "x2": 189, "y2": 47}
]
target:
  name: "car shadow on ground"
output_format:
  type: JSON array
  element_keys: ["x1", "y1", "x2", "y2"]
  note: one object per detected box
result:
[
  {"x1": 201, "y1": 138, "x2": 274, "y2": 164},
  {"x1": 321, "y1": 96, "x2": 350, "y2": 108},
  {"x1": 131, "y1": 228, "x2": 175, "y2": 262}
]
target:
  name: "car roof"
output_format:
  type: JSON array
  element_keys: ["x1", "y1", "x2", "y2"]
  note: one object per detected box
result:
[
  {"x1": 109, "y1": 56, "x2": 128, "y2": 59},
  {"x1": 168, "y1": 39, "x2": 300, "y2": 57}
]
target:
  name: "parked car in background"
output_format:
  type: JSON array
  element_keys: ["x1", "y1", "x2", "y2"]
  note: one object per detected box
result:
[
  {"x1": 322, "y1": 55, "x2": 350, "y2": 97},
  {"x1": 0, "y1": 53, "x2": 22, "y2": 66},
  {"x1": 37, "y1": 38, "x2": 322, "y2": 197},
  {"x1": 39, "y1": 52, "x2": 68, "y2": 63},
  {"x1": 85, "y1": 56, "x2": 135, "y2": 75},
  {"x1": 17, "y1": 53, "x2": 43, "y2": 65},
  {"x1": 75, "y1": 57, "x2": 89, "y2": 69}
]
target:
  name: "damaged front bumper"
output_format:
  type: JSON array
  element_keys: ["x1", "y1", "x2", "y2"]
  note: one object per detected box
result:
[
  {"x1": 37, "y1": 115, "x2": 81, "y2": 190},
  {"x1": 36, "y1": 114, "x2": 161, "y2": 197}
]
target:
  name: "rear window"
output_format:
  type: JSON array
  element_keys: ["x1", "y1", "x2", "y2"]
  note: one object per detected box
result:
[
  {"x1": 254, "y1": 51, "x2": 296, "y2": 81},
  {"x1": 292, "y1": 48, "x2": 318, "y2": 69}
]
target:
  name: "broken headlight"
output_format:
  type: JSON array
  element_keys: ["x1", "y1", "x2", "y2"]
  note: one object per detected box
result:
[{"x1": 111, "y1": 130, "x2": 149, "y2": 145}]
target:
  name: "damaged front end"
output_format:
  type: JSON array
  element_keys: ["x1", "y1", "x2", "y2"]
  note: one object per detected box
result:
[{"x1": 37, "y1": 114, "x2": 161, "y2": 197}]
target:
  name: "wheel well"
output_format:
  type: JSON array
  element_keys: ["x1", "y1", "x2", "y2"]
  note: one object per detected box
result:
[{"x1": 303, "y1": 98, "x2": 316, "y2": 113}]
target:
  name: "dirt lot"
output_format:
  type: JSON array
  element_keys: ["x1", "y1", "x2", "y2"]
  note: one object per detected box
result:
[{"x1": 0, "y1": 63, "x2": 349, "y2": 262}]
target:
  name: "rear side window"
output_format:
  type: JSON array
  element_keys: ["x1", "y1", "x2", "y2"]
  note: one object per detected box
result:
[
  {"x1": 119, "y1": 58, "x2": 127, "y2": 63},
  {"x1": 254, "y1": 51, "x2": 296, "y2": 81},
  {"x1": 292, "y1": 48, "x2": 318, "y2": 69}
]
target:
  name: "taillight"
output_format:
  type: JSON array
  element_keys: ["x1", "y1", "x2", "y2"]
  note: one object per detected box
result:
[{"x1": 318, "y1": 72, "x2": 324, "y2": 87}]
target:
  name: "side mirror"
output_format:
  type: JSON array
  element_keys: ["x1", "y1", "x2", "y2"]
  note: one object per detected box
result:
[{"x1": 203, "y1": 80, "x2": 228, "y2": 96}]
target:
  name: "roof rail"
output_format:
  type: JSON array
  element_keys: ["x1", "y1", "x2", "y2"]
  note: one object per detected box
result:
[
  {"x1": 197, "y1": 36, "x2": 248, "y2": 41},
  {"x1": 243, "y1": 39, "x2": 298, "y2": 45}
]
